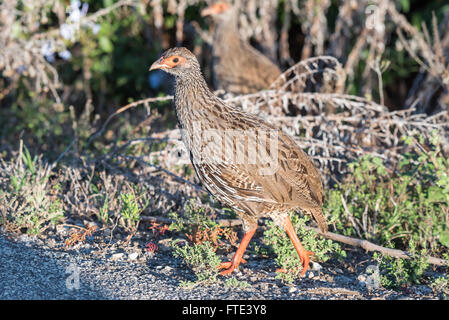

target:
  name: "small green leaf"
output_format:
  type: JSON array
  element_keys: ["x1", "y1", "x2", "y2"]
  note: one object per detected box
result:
[
  {"x1": 403, "y1": 136, "x2": 413, "y2": 146},
  {"x1": 439, "y1": 230, "x2": 449, "y2": 248},
  {"x1": 427, "y1": 186, "x2": 445, "y2": 202},
  {"x1": 400, "y1": 0, "x2": 410, "y2": 12},
  {"x1": 99, "y1": 36, "x2": 114, "y2": 53}
]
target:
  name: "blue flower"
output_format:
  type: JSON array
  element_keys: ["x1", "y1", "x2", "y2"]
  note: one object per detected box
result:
[
  {"x1": 45, "y1": 53, "x2": 55, "y2": 63},
  {"x1": 59, "y1": 50, "x2": 72, "y2": 61},
  {"x1": 68, "y1": 0, "x2": 88, "y2": 23},
  {"x1": 60, "y1": 23, "x2": 76, "y2": 41},
  {"x1": 40, "y1": 41, "x2": 54, "y2": 57},
  {"x1": 91, "y1": 23, "x2": 100, "y2": 35}
]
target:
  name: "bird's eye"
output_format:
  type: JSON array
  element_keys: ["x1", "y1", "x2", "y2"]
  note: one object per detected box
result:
[{"x1": 173, "y1": 57, "x2": 179, "y2": 63}]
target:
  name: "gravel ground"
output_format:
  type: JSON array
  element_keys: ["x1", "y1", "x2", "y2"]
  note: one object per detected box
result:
[{"x1": 0, "y1": 228, "x2": 443, "y2": 300}]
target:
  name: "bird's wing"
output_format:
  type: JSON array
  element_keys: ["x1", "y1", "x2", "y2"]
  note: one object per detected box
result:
[
  {"x1": 241, "y1": 39, "x2": 282, "y2": 81},
  {"x1": 276, "y1": 130, "x2": 324, "y2": 207},
  {"x1": 196, "y1": 126, "x2": 323, "y2": 210}
]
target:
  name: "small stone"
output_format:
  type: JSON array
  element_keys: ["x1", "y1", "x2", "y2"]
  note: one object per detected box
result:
[
  {"x1": 416, "y1": 285, "x2": 432, "y2": 295},
  {"x1": 308, "y1": 271, "x2": 314, "y2": 278},
  {"x1": 56, "y1": 225, "x2": 68, "y2": 235},
  {"x1": 260, "y1": 283, "x2": 270, "y2": 291},
  {"x1": 335, "y1": 268, "x2": 344, "y2": 274},
  {"x1": 19, "y1": 234, "x2": 30, "y2": 242},
  {"x1": 83, "y1": 220, "x2": 98, "y2": 228},
  {"x1": 288, "y1": 286, "x2": 297, "y2": 293},
  {"x1": 357, "y1": 275, "x2": 367, "y2": 282},
  {"x1": 311, "y1": 262, "x2": 322, "y2": 272},
  {"x1": 46, "y1": 238, "x2": 55, "y2": 248},
  {"x1": 128, "y1": 252, "x2": 139, "y2": 260},
  {"x1": 111, "y1": 253, "x2": 124, "y2": 260}
]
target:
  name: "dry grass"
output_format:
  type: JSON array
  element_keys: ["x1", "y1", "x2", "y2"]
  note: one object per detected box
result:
[{"x1": 0, "y1": 1, "x2": 448, "y2": 279}]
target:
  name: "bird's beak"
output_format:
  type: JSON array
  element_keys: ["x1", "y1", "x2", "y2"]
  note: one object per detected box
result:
[{"x1": 149, "y1": 57, "x2": 169, "y2": 71}]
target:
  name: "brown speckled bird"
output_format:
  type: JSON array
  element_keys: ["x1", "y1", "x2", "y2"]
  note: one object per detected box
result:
[
  {"x1": 201, "y1": 2, "x2": 282, "y2": 94},
  {"x1": 150, "y1": 47, "x2": 327, "y2": 276}
]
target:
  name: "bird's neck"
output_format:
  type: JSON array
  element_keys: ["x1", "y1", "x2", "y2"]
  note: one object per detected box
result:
[
  {"x1": 214, "y1": 12, "x2": 239, "y2": 44},
  {"x1": 174, "y1": 69, "x2": 213, "y2": 113},
  {"x1": 173, "y1": 70, "x2": 221, "y2": 135}
]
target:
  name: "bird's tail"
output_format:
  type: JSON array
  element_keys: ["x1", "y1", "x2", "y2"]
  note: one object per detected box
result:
[{"x1": 305, "y1": 207, "x2": 328, "y2": 233}]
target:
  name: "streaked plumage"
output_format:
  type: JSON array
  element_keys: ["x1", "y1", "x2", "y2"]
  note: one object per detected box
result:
[{"x1": 150, "y1": 47, "x2": 327, "y2": 276}]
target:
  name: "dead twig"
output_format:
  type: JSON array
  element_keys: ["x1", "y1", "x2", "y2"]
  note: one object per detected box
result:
[{"x1": 311, "y1": 226, "x2": 449, "y2": 267}]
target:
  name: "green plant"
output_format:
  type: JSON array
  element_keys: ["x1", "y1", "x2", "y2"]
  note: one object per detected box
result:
[
  {"x1": 326, "y1": 132, "x2": 449, "y2": 252},
  {"x1": 0, "y1": 143, "x2": 64, "y2": 234},
  {"x1": 168, "y1": 199, "x2": 239, "y2": 286},
  {"x1": 119, "y1": 188, "x2": 149, "y2": 232},
  {"x1": 169, "y1": 199, "x2": 237, "y2": 248},
  {"x1": 224, "y1": 277, "x2": 250, "y2": 289},
  {"x1": 324, "y1": 131, "x2": 448, "y2": 288},
  {"x1": 264, "y1": 214, "x2": 346, "y2": 283},
  {"x1": 97, "y1": 194, "x2": 110, "y2": 225},
  {"x1": 170, "y1": 240, "x2": 221, "y2": 287},
  {"x1": 120, "y1": 193, "x2": 140, "y2": 222},
  {"x1": 430, "y1": 274, "x2": 449, "y2": 298},
  {"x1": 169, "y1": 199, "x2": 219, "y2": 234},
  {"x1": 374, "y1": 240, "x2": 430, "y2": 290}
]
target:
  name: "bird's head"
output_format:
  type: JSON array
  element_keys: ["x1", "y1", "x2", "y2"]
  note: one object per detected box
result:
[
  {"x1": 149, "y1": 47, "x2": 200, "y2": 77},
  {"x1": 201, "y1": 2, "x2": 232, "y2": 20}
]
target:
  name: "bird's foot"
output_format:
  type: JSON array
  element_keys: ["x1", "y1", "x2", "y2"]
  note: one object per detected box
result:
[
  {"x1": 217, "y1": 227, "x2": 256, "y2": 276},
  {"x1": 218, "y1": 258, "x2": 247, "y2": 275},
  {"x1": 218, "y1": 262, "x2": 237, "y2": 276},
  {"x1": 276, "y1": 251, "x2": 315, "y2": 276},
  {"x1": 297, "y1": 249, "x2": 314, "y2": 276}
]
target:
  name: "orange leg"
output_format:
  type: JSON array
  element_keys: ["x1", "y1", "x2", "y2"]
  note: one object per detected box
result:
[
  {"x1": 218, "y1": 227, "x2": 257, "y2": 276},
  {"x1": 283, "y1": 216, "x2": 314, "y2": 276}
]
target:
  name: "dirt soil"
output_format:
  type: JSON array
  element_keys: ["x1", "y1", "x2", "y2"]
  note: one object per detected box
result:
[{"x1": 1, "y1": 222, "x2": 445, "y2": 300}]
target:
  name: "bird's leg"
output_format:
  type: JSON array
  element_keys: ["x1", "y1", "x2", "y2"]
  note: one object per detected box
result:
[
  {"x1": 283, "y1": 216, "x2": 314, "y2": 276},
  {"x1": 218, "y1": 227, "x2": 257, "y2": 275}
]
